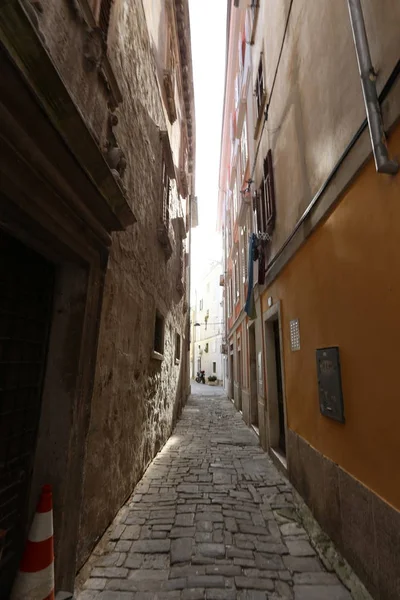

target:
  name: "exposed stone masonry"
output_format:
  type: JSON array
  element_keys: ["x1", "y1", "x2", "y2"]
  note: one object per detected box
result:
[{"x1": 76, "y1": 385, "x2": 351, "y2": 600}]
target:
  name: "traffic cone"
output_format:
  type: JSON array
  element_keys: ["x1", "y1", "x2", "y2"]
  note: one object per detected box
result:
[{"x1": 11, "y1": 484, "x2": 55, "y2": 600}]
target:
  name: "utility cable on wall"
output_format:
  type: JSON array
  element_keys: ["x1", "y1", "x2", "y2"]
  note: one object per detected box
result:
[{"x1": 248, "y1": 0, "x2": 294, "y2": 185}]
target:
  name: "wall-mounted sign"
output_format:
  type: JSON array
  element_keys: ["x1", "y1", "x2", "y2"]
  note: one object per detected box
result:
[{"x1": 316, "y1": 347, "x2": 344, "y2": 423}]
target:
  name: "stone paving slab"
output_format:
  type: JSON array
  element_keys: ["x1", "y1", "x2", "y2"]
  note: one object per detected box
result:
[{"x1": 76, "y1": 387, "x2": 352, "y2": 600}]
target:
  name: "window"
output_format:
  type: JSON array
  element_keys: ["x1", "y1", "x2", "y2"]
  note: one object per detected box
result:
[
  {"x1": 241, "y1": 119, "x2": 248, "y2": 172},
  {"x1": 199, "y1": 299, "x2": 203, "y2": 311},
  {"x1": 233, "y1": 182, "x2": 238, "y2": 216},
  {"x1": 255, "y1": 56, "x2": 265, "y2": 119},
  {"x1": 234, "y1": 73, "x2": 240, "y2": 109},
  {"x1": 232, "y1": 262, "x2": 236, "y2": 304},
  {"x1": 253, "y1": 150, "x2": 276, "y2": 234},
  {"x1": 175, "y1": 333, "x2": 181, "y2": 363},
  {"x1": 153, "y1": 312, "x2": 165, "y2": 357},
  {"x1": 241, "y1": 227, "x2": 248, "y2": 283},
  {"x1": 234, "y1": 257, "x2": 240, "y2": 301},
  {"x1": 99, "y1": 0, "x2": 113, "y2": 40},
  {"x1": 162, "y1": 161, "x2": 170, "y2": 229},
  {"x1": 213, "y1": 362, "x2": 216, "y2": 373},
  {"x1": 227, "y1": 214, "x2": 232, "y2": 249},
  {"x1": 228, "y1": 278, "x2": 233, "y2": 317}
]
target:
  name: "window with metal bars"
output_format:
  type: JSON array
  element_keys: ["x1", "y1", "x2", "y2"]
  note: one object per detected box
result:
[
  {"x1": 241, "y1": 227, "x2": 248, "y2": 283},
  {"x1": 162, "y1": 161, "x2": 171, "y2": 229},
  {"x1": 253, "y1": 150, "x2": 276, "y2": 234}
]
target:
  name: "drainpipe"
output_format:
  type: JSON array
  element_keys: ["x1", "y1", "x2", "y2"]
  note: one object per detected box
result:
[{"x1": 347, "y1": 0, "x2": 398, "y2": 175}]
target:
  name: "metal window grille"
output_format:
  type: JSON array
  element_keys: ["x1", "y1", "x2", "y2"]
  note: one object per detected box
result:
[
  {"x1": 162, "y1": 162, "x2": 170, "y2": 229},
  {"x1": 290, "y1": 319, "x2": 300, "y2": 351}
]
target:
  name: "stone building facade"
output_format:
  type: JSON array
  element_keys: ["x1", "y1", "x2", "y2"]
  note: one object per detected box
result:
[
  {"x1": 0, "y1": 0, "x2": 195, "y2": 595},
  {"x1": 192, "y1": 261, "x2": 224, "y2": 383},
  {"x1": 218, "y1": 1, "x2": 400, "y2": 599}
]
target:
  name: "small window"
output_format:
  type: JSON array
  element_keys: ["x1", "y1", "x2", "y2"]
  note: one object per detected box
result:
[
  {"x1": 199, "y1": 299, "x2": 203, "y2": 311},
  {"x1": 153, "y1": 311, "x2": 165, "y2": 357},
  {"x1": 99, "y1": 0, "x2": 113, "y2": 41},
  {"x1": 213, "y1": 362, "x2": 216, "y2": 373},
  {"x1": 175, "y1": 333, "x2": 181, "y2": 364}
]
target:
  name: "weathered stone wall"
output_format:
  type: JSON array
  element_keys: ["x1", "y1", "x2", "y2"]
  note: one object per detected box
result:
[{"x1": 33, "y1": 0, "x2": 191, "y2": 569}]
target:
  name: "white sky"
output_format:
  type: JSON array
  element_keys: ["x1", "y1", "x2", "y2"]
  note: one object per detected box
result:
[{"x1": 189, "y1": 0, "x2": 227, "y2": 299}]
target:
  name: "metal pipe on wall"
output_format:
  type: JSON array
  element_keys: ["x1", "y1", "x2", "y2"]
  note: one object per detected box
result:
[{"x1": 347, "y1": 0, "x2": 398, "y2": 175}]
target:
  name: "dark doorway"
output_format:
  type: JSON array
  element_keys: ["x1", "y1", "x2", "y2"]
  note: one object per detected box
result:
[
  {"x1": 0, "y1": 231, "x2": 54, "y2": 597},
  {"x1": 273, "y1": 320, "x2": 286, "y2": 454},
  {"x1": 237, "y1": 349, "x2": 242, "y2": 411},
  {"x1": 249, "y1": 325, "x2": 258, "y2": 427}
]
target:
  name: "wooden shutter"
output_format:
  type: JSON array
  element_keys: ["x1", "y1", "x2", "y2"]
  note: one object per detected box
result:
[{"x1": 264, "y1": 149, "x2": 276, "y2": 230}]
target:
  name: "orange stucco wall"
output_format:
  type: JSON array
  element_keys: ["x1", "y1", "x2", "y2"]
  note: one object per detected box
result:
[{"x1": 263, "y1": 122, "x2": 400, "y2": 511}]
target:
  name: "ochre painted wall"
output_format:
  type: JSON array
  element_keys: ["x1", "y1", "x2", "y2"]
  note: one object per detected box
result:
[{"x1": 263, "y1": 122, "x2": 400, "y2": 511}]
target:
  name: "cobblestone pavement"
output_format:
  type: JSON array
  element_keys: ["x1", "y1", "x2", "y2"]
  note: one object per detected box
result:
[{"x1": 77, "y1": 387, "x2": 352, "y2": 600}]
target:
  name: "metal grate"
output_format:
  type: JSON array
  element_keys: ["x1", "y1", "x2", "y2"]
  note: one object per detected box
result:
[
  {"x1": 0, "y1": 231, "x2": 54, "y2": 597},
  {"x1": 290, "y1": 319, "x2": 300, "y2": 351}
]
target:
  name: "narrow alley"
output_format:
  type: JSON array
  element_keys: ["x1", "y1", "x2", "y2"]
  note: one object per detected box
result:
[{"x1": 77, "y1": 385, "x2": 351, "y2": 600}]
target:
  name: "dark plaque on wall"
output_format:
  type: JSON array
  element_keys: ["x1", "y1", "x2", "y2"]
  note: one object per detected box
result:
[{"x1": 316, "y1": 347, "x2": 344, "y2": 423}]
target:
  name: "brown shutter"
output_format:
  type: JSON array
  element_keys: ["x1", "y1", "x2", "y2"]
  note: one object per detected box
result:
[{"x1": 265, "y1": 149, "x2": 276, "y2": 231}]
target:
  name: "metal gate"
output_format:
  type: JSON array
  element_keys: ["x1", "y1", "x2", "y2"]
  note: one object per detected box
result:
[{"x1": 0, "y1": 231, "x2": 54, "y2": 597}]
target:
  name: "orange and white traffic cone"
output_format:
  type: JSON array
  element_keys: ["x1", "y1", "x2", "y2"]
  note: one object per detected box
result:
[{"x1": 11, "y1": 484, "x2": 55, "y2": 600}]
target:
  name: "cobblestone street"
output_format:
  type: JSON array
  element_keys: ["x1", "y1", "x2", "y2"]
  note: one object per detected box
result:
[{"x1": 77, "y1": 386, "x2": 352, "y2": 600}]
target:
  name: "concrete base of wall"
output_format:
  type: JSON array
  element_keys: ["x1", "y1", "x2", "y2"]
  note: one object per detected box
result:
[
  {"x1": 226, "y1": 378, "x2": 233, "y2": 400},
  {"x1": 258, "y1": 398, "x2": 268, "y2": 451},
  {"x1": 241, "y1": 388, "x2": 251, "y2": 424},
  {"x1": 287, "y1": 429, "x2": 400, "y2": 600},
  {"x1": 233, "y1": 382, "x2": 241, "y2": 411}
]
